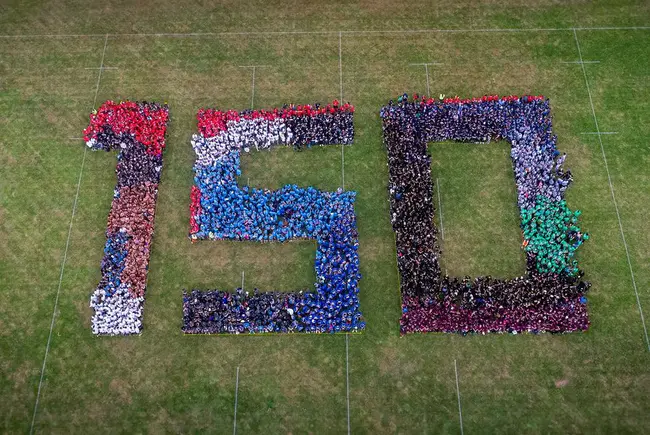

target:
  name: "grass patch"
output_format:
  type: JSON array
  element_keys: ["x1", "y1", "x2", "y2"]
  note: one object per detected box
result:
[
  {"x1": 430, "y1": 140, "x2": 525, "y2": 278},
  {"x1": 1, "y1": 3, "x2": 650, "y2": 433}
]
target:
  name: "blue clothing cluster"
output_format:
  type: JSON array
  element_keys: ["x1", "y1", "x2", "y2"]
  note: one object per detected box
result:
[
  {"x1": 98, "y1": 230, "x2": 129, "y2": 296},
  {"x1": 183, "y1": 109, "x2": 364, "y2": 334}
]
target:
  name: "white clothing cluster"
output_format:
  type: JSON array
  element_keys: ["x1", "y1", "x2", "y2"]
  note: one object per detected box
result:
[
  {"x1": 90, "y1": 284, "x2": 144, "y2": 335},
  {"x1": 192, "y1": 118, "x2": 293, "y2": 166}
]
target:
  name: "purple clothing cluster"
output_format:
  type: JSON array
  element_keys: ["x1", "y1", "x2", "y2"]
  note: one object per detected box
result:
[{"x1": 381, "y1": 95, "x2": 590, "y2": 334}]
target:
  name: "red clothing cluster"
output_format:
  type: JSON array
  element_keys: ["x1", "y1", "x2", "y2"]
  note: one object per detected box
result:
[
  {"x1": 189, "y1": 185, "x2": 202, "y2": 236},
  {"x1": 87, "y1": 101, "x2": 169, "y2": 335},
  {"x1": 83, "y1": 100, "x2": 170, "y2": 156},
  {"x1": 402, "y1": 295, "x2": 588, "y2": 334},
  {"x1": 106, "y1": 183, "x2": 159, "y2": 298},
  {"x1": 197, "y1": 100, "x2": 355, "y2": 137}
]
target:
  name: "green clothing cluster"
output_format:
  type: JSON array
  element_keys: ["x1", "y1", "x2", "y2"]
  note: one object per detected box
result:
[{"x1": 521, "y1": 195, "x2": 588, "y2": 276}]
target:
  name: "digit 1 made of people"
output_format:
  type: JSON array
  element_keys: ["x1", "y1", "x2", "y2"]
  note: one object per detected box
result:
[{"x1": 83, "y1": 101, "x2": 170, "y2": 335}]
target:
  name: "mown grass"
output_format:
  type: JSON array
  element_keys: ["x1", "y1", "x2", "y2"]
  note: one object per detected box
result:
[{"x1": 1, "y1": 1, "x2": 650, "y2": 433}]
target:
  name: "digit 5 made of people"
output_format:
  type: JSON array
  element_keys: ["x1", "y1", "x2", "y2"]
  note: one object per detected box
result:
[
  {"x1": 382, "y1": 95, "x2": 590, "y2": 335},
  {"x1": 185, "y1": 101, "x2": 365, "y2": 334}
]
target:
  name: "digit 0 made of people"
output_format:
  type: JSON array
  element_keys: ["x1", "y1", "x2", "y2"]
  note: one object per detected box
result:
[
  {"x1": 382, "y1": 94, "x2": 589, "y2": 334},
  {"x1": 83, "y1": 94, "x2": 589, "y2": 336}
]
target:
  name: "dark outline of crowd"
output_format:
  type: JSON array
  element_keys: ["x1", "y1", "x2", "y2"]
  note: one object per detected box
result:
[
  {"x1": 380, "y1": 94, "x2": 590, "y2": 334},
  {"x1": 84, "y1": 101, "x2": 169, "y2": 335},
  {"x1": 183, "y1": 101, "x2": 366, "y2": 334}
]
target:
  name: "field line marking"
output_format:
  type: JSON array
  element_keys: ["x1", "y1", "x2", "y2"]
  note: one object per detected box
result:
[
  {"x1": 454, "y1": 359, "x2": 464, "y2": 435},
  {"x1": 251, "y1": 66, "x2": 256, "y2": 109},
  {"x1": 241, "y1": 271, "x2": 244, "y2": 291},
  {"x1": 436, "y1": 178, "x2": 445, "y2": 241},
  {"x1": 339, "y1": 31, "x2": 343, "y2": 102},
  {"x1": 91, "y1": 35, "x2": 110, "y2": 109},
  {"x1": 1, "y1": 26, "x2": 650, "y2": 38},
  {"x1": 573, "y1": 28, "x2": 650, "y2": 352},
  {"x1": 409, "y1": 63, "x2": 442, "y2": 96},
  {"x1": 346, "y1": 333, "x2": 351, "y2": 435},
  {"x1": 233, "y1": 366, "x2": 240, "y2": 435},
  {"x1": 344, "y1": 26, "x2": 650, "y2": 34},
  {"x1": 30, "y1": 147, "x2": 87, "y2": 435},
  {"x1": 580, "y1": 131, "x2": 617, "y2": 135},
  {"x1": 341, "y1": 141, "x2": 345, "y2": 191},
  {"x1": 561, "y1": 60, "x2": 600, "y2": 64},
  {"x1": 339, "y1": 31, "x2": 345, "y2": 191},
  {"x1": 30, "y1": 34, "x2": 109, "y2": 435},
  {"x1": 424, "y1": 64, "x2": 430, "y2": 97},
  {"x1": 239, "y1": 65, "x2": 268, "y2": 110}
]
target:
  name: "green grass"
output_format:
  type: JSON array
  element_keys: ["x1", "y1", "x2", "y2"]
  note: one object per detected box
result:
[
  {"x1": 1, "y1": 1, "x2": 650, "y2": 433},
  {"x1": 431, "y1": 141, "x2": 525, "y2": 278}
]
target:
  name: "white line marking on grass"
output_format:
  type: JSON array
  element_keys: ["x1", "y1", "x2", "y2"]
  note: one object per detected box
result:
[
  {"x1": 339, "y1": 31, "x2": 346, "y2": 191},
  {"x1": 339, "y1": 31, "x2": 344, "y2": 102},
  {"x1": 233, "y1": 366, "x2": 240, "y2": 435},
  {"x1": 573, "y1": 28, "x2": 650, "y2": 352},
  {"x1": 580, "y1": 131, "x2": 618, "y2": 135},
  {"x1": 30, "y1": 34, "x2": 109, "y2": 435},
  {"x1": 424, "y1": 64, "x2": 430, "y2": 97},
  {"x1": 250, "y1": 67, "x2": 256, "y2": 109},
  {"x1": 241, "y1": 271, "x2": 245, "y2": 291},
  {"x1": 346, "y1": 333, "x2": 351, "y2": 435},
  {"x1": 341, "y1": 142, "x2": 345, "y2": 191},
  {"x1": 561, "y1": 60, "x2": 600, "y2": 64},
  {"x1": 68, "y1": 137, "x2": 84, "y2": 140},
  {"x1": 2, "y1": 26, "x2": 650, "y2": 39},
  {"x1": 409, "y1": 63, "x2": 442, "y2": 97},
  {"x1": 31, "y1": 149, "x2": 87, "y2": 435},
  {"x1": 239, "y1": 65, "x2": 267, "y2": 109},
  {"x1": 83, "y1": 66, "x2": 118, "y2": 70},
  {"x1": 92, "y1": 35, "x2": 110, "y2": 109},
  {"x1": 454, "y1": 359, "x2": 464, "y2": 435},
  {"x1": 344, "y1": 26, "x2": 650, "y2": 35},
  {"x1": 436, "y1": 178, "x2": 445, "y2": 241}
]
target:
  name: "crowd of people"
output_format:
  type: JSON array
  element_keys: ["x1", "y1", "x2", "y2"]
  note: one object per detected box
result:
[
  {"x1": 184, "y1": 101, "x2": 364, "y2": 334},
  {"x1": 84, "y1": 101, "x2": 170, "y2": 335},
  {"x1": 380, "y1": 94, "x2": 590, "y2": 334},
  {"x1": 80, "y1": 95, "x2": 589, "y2": 336},
  {"x1": 192, "y1": 102, "x2": 354, "y2": 167}
]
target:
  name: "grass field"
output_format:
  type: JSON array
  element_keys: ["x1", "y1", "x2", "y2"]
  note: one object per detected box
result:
[{"x1": 1, "y1": 1, "x2": 650, "y2": 433}]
